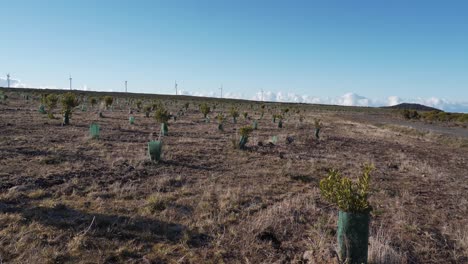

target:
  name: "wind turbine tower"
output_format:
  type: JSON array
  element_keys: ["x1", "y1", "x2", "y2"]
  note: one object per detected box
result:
[
  {"x1": 69, "y1": 75, "x2": 72, "y2": 90},
  {"x1": 125, "y1": 81, "x2": 128, "y2": 93},
  {"x1": 261, "y1": 89, "x2": 264, "y2": 102},
  {"x1": 6, "y1": 73, "x2": 10, "y2": 88},
  {"x1": 220, "y1": 84, "x2": 223, "y2": 99}
]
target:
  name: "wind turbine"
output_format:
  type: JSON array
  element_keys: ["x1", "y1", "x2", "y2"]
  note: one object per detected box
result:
[
  {"x1": 69, "y1": 74, "x2": 72, "y2": 90},
  {"x1": 175, "y1": 80, "x2": 178, "y2": 95},
  {"x1": 6, "y1": 73, "x2": 10, "y2": 88},
  {"x1": 125, "y1": 81, "x2": 128, "y2": 93},
  {"x1": 219, "y1": 84, "x2": 223, "y2": 98},
  {"x1": 261, "y1": 89, "x2": 264, "y2": 102}
]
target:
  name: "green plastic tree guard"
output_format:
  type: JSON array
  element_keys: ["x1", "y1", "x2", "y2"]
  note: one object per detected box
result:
[
  {"x1": 148, "y1": 140, "x2": 163, "y2": 161},
  {"x1": 271, "y1": 136, "x2": 278, "y2": 144},
  {"x1": 62, "y1": 111, "x2": 71, "y2": 126},
  {"x1": 253, "y1": 120, "x2": 258, "y2": 130},
  {"x1": 89, "y1": 123, "x2": 100, "y2": 139},
  {"x1": 161, "y1": 123, "x2": 168, "y2": 136},
  {"x1": 337, "y1": 211, "x2": 370, "y2": 264},
  {"x1": 315, "y1": 128, "x2": 320, "y2": 139},
  {"x1": 129, "y1": 116, "x2": 135, "y2": 124},
  {"x1": 39, "y1": 105, "x2": 46, "y2": 114},
  {"x1": 239, "y1": 135, "x2": 248, "y2": 149}
]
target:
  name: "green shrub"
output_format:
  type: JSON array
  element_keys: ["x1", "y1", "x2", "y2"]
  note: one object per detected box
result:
[
  {"x1": 155, "y1": 107, "x2": 171, "y2": 136},
  {"x1": 104, "y1": 96, "x2": 113, "y2": 109},
  {"x1": 61, "y1": 92, "x2": 79, "y2": 125},
  {"x1": 319, "y1": 164, "x2": 373, "y2": 213},
  {"x1": 401, "y1": 109, "x2": 420, "y2": 120},
  {"x1": 200, "y1": 103, "x2": 211, "y2": 118},
  {"x1": 0, "y1": 90, "x2": 7, "y2": 102},
  {"x1": 230, "y1": 107, "x2": 239, "y2": 123},
  {"x1": 237, "y1": 126, "x2": 254, "y2": 149},
  {"x1": 314, "y1": 119, "x2": 322, "y2": 129},
  {"x1": 136, "y1": 100, "x2": 142, "y2": 110},
  {"x1": 90, "y1": 97, "x2": 97, "y2": 108},
  {"x1": 46, "y1": 94, "x2": 59, "y2": 119},
  {"x1": 155, "y1": 107, "x2": 171, "y2": 124},
  {"x1": 143, "y1": 105, "x2": 152, "y2": 117}
]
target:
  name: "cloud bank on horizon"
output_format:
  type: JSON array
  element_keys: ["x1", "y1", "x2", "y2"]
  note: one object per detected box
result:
[{"x1": 2, "y1": 77, "x2": 467, "y2": 113}]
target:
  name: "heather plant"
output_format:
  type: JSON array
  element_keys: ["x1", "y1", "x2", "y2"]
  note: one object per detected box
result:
[
  {"x1": 243, "y1": 112, "x2": 248, "y2": 119},
  {"x1": 200, "y1": 103, "x2": 211, "y2": 118},
  {"x1": 46, "y1": 94, "x2": 59, "y2": 119},
  {"x1": 155, "y1": 107, "x2": 171, "y2": 136},
  {"x1": 184, "y1": 102, "x2": 189, "y2": 110},
  {"x1": 61, "y1": 92, "x2": 80, "y2": 125},
  {"x1": 230, "y1": 107, "x2": 239, "y2": 123}
]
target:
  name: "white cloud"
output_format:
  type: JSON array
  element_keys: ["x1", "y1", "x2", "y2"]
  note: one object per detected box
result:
[
  {"x1": 0, "y1": 77, "x2": 27, "y2": 88},
  {"x1": 251, "y1": 90, "x2": 468, "y2": 113}
]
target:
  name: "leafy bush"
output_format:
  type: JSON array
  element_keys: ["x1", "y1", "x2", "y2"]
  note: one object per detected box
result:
[
  {"x1": 143, "y1": 105, "x2": 152, "y2": 117},
  {"x1": 90, "y1": 97, "x2": 97, "y2": 108},
  {"x1": 104, "y1": 96, "x2": 113, "y2": 109},
  {"x1": 46, "y1": 94, "x2": 59, "y2": 119},
  {"x1": 319, "y1": 164, "x2": 373, "y2": 213},
  {"x1": 230, "y1": 107, "x2": 239, "y2": 123},
  {"x1": 61, "y1": 92, "x2": 80, "y2": 125},
  {"x1": 135, "y1": 100, "x2": 142, "y2": 110},
  {"x1": 0, "y1": 90, "x2": 7, "y2": 102},
  {"x1": 237, "y1": 126, "x2": 254, "y2": 149},
  {"x1": 314, "y1": 118, "x2": 322, "y2": 129},
  {"x1": 401, "y1": 109, "x2": 420, "y2": 120},
  {"x1": 200, "y1": 103, "x2": 211, "y2": 118},
  {"x1": 155, "y1": 107, "x2": 171, "y2": 124}
]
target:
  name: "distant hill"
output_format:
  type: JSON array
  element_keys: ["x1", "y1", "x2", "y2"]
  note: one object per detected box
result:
[{"x1": 383, "y1": 103, "x2": 442, "y2": 112}]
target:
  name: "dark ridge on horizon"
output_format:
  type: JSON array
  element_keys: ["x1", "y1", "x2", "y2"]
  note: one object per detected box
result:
[{"x1": 383, "y1": 103, "x2": 441, "y2": 112}]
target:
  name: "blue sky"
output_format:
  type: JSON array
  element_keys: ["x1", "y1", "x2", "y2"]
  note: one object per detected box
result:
[{"x1": 2, "y1": 1, "x2": 468, "y2": 111}]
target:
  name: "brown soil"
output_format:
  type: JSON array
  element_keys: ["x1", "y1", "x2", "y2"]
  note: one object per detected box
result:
[{"x1": 0, "y1": 90, "x2": 467, "y2": 263}]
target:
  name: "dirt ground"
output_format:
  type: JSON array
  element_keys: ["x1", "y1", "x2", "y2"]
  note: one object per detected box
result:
[{"x1": 0, "y1": 90, "x2": 467, "y2": 264}]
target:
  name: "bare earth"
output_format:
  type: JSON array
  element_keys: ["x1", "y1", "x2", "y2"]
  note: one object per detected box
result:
[{"x1": 0, "y1": 90, "x2": 467, "y2": 263}]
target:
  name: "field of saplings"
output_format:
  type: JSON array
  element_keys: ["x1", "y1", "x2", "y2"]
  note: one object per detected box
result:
[{"x1": 0, "y1": 88, "x2": 467, "y2": 263}]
